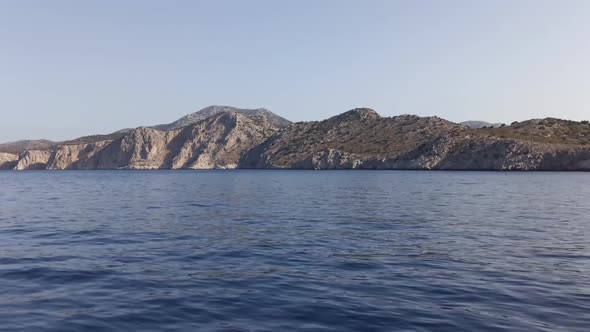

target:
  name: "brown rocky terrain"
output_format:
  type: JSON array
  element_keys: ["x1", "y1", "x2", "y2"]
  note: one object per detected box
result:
[
  {"x1": 240, "y1": 109, "x2": 590, "y2": 170},
  {"x1": 240, "y1": 108, "x2": 465, "y2": 168},
  {"x1": 0, "y1": 139, "x2": 56, "y2": 154},
  {"x1": 3, "y1": 107, "x2": 590, "y2": 171}
]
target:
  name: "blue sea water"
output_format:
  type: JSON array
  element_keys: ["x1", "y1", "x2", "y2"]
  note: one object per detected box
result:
[{"x1": 0, "y1": 170, "x2": 589, "y2": 331}]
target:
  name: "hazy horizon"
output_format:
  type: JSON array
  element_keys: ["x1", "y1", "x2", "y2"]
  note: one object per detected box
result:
[{"x1": 1, "y1": 0, "x2": 589, "y2": 142}]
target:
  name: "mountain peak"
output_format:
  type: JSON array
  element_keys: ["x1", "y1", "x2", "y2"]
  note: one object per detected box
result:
[
  {"x1": 329, "y1": 108, "x2": 381, "y2": 122},
  {"x1": 152, "y1": 105, "x2": 291, "y2": 131}
]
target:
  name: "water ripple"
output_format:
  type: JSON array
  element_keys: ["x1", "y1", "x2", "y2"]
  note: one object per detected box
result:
[{"x1": 0, "y1": 170, "x2": 589, "y2": 331}]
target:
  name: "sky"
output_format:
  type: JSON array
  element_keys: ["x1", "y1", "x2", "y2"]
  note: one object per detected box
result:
[{"x1": 1, "y1": 0, "x2": 589, "y2": 142}]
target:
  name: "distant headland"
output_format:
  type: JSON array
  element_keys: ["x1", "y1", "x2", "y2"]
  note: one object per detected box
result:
[{"x1": 1, "y1": 106, "x2": 589, "y2": 171}]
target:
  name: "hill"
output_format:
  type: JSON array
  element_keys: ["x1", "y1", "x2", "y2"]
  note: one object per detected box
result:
[
  {"x1": 0, "y1": 139, "x2": 56, "y2": 154},
  {"x1": 152, "y1": 106, "x2": 291, "y2": 131}
]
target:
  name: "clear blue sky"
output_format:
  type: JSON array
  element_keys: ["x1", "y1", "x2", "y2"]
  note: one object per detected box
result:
[{"x1": 1, "y1": 0, "x2": 589, "y2": 142}]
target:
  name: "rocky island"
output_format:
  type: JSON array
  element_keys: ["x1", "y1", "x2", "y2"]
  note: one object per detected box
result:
[{"x1": 1, "y1": 106, "x2": 589, "y2": 171}]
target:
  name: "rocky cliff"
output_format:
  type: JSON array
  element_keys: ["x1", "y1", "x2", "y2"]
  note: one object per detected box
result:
[
  {"x1": 3, "y1": 107, "x2": 590, "y2": 171},
  {"x1": 14, "y1": 150, "x2": 53, "y2": 170},
  {"x1": 0, "y1": 152, "x2": 18, "y2": 170},
  {"x1": 23, "y1": 111, "x2": 283, "y2": 170}
]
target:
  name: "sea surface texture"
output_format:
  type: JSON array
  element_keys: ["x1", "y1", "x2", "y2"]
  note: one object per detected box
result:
[{"x1": 0, "y1": 171, "x2": 588, "y2": 331}]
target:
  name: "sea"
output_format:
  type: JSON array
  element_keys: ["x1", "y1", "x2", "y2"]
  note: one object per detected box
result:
[{"x1": 0, "y1": 170, "x2": 588, "y2": 331}]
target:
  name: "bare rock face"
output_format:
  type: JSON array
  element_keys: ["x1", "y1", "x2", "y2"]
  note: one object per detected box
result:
[
  {"x1": 0, "y1": 152, "x2": 18, "y2": 170},
  {"x1": 167, "y1": 111, "x2": 279, "y2": 169},
  {"x1": 86, "y1": 127, "x2": 174, "y2": 169},
  {"x1": 14, "y1": 150, "x2": 52, "y2": 170},
  {"x1": 47, "y1": 141, "x2": 115, "y2": 170},
  {"x1": 42, "y1": 111, "x2": 282, "y2": 170}
]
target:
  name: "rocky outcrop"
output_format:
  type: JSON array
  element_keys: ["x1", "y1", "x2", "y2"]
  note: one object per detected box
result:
[
  {"x1": 240, "y1": 109, "x2": 466, "y2": 169},
  {"x1": 47, "y1": 141, "x2": 114, "y2": 169},
  {"x1": 394, "y1": 135, "x2": 590, "y2": 171},
  {"x1": 0, "y1": 152, "x2": 18, "y2": 169},
  {"x1": 164, "y1": 111, "x2": 279, "y2": 169},
  {"x1": 14, "y1": 150, "x2": 52, "y2": 170},
  {"x1": 41, "y1": 111, "x2": 282, "y2": 170},
  {"x1": 291, "y1": 149, "x2": 362, "y2": 170},
  {"x1": 240, "y1": 109, "x2": 590, "y2": 171},
  {"x1": 3, "y1": 107, "x2": 590, "y2": 171}
]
